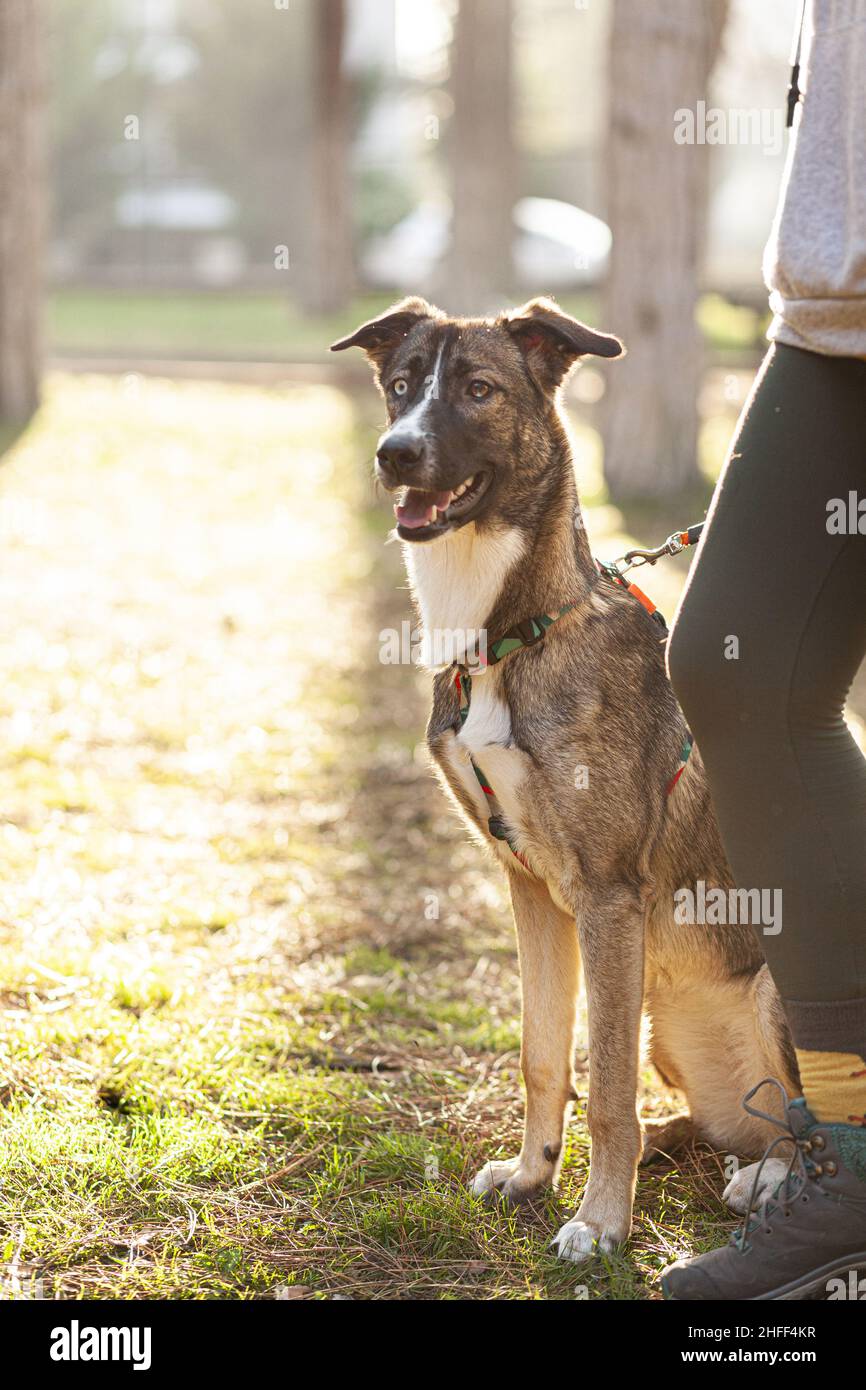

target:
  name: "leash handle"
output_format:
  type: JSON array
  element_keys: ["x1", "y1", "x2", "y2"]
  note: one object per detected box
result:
[{"x1": 665, "y1": 523, "x2": 705, "y2": 554}]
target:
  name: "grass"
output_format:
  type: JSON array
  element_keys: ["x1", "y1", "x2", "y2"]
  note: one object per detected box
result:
[
  {"x1": 47, "y1": 287, "x2": 765, "y2": 365},
  {"x1": 47, "y1": 288, "x2": 396, "y2": 362},
  {"x1": 0, "y1": 371, "x2": 748, "y2": 1300}
]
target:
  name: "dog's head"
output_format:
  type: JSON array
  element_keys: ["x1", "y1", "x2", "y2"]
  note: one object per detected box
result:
[{"x1": 331, "y1": 297, "x2": 623, "y2": 543}]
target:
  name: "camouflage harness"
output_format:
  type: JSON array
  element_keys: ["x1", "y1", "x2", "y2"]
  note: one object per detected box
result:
[{"x1": 452, "y1": 525, "x2": 704, "y2": 867}]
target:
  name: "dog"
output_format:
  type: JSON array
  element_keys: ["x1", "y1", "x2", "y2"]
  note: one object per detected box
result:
[{"x1": 331, "y1": 296, "x2": 800, "y2": 1262}]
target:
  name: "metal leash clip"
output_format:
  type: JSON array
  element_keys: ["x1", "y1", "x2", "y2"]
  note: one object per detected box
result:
[
  {"x1": 617, "y1": 533, "x2": 679, "y2": 575},
  {"x1": 606, "y1": 522, "x2": 704, "y2": 578}
]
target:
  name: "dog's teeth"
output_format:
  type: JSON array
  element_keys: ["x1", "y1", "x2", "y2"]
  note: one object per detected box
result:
[{"x1": 430, "y1": 507, "x2": 438, "y2": 522}]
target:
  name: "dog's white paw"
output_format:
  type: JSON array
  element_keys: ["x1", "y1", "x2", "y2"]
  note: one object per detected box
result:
[
  {"x1": 723, "y1": 1158, "x2": 789, "y2": 1216},
  {"x1": 472, "y1": 1158, "x2": 521, "y2": 1197},
  {"x1": 472, "y1": 1156, "x2": 549, "y2": 1204},
  {"x1": 551, "y1": 1218, "x2": 618, "y2": 1264}
]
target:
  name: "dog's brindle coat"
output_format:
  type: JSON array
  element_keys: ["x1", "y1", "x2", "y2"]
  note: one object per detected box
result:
[{"x1": 332, "y1": 297, "x2": 799, "y2": 1261}]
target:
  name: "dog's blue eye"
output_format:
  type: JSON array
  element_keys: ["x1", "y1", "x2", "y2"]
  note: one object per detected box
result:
[
  {"x1": 469, "y1": 380, "x2": 491, "y2": 399},
  {"x1": 393, "y1": 378, "x2": 408, "y2": 396}
]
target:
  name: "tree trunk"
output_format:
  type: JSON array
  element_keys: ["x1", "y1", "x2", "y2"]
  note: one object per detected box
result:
[
  {"x1": 445, "y1": 0, "x2": 515, "y2": 314},
  {"x1": 0, "y1": 0, "x2": 44, "y2": 425},
  {"x1": 297, "y1": 0, "x2": 353, "y2": 316},
  {"x1": 602, "y1": 0, "x2": 728, "y2": 499}
]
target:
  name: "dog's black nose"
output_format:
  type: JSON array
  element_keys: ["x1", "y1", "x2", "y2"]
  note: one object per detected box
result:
[{"x1": 376, "y1": 435, "x2": 425, "y2": 486}]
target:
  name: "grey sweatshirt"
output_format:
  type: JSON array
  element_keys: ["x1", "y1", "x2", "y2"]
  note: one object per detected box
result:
[{"x1": 764, "y1": 0, "x2": 866, "y2": 356}]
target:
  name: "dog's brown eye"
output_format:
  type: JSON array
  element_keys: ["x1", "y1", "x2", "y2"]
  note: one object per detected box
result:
[
  {"x1": 392, "y1": 378, "x2": 409, "y2": 397},
  {"x1": 468, "y1": 380, "x2": 492, "y2": 399}
]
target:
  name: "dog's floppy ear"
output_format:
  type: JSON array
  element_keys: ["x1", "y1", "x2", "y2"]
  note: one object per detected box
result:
[
  {"x1": 330, "y1": 297, "x2": 443, "y2": 375},
  {"x1": 502, "y1": 297, "x2": 624, "y2": 393}
]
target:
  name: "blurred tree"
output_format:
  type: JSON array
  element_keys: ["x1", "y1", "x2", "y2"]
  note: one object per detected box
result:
[
  {"x1": 48, "y1": 0, "x2": 360, "y2": 304},
  {"x1": 0, "y1": 0, "x2": 44, "y2": 424},
  {"x1": 175, "y1": 0, "x2": 313, "y2": 285},
  {"x1": 445, "y1": 0, "x2": 515, "y2": 312},
  {"x1": 49, "y1": 0, "x2": 137, "y2": 275},
  {"x1": 602, "y1": 0, "x2": 729, "y2": 499},
  {"x1": 297, "y1": 0, "x2": 355, "y2": 314}
]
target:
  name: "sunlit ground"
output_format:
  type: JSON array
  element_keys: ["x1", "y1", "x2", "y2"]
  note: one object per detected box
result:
[{"x1": 0, "y1": 370, "x2": 832, "y2": 1300}]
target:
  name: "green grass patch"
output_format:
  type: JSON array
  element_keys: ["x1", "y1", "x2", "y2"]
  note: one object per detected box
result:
[
  {"x1": 47, "y1": 287, "x2": 765, "y2": 365},
  {"x1": 0, "y1": 372, "x2": 739, "y2": 1300}
]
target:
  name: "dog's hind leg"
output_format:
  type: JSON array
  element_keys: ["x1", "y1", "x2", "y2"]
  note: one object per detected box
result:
[
  {"x1": 472, "y1": 868, "x2": 579, "y2": 1206},
  {"x1": 553, "y1": 883, "x2": 645, "y2": 1262},
  {"x1": 640, "y1": 1113, "x2": 698, "y2": 1164}
]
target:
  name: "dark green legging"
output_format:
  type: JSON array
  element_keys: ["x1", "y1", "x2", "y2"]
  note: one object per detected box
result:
[{"x1": 667, "y1": 342, "x2": 866, "y2": 1053}]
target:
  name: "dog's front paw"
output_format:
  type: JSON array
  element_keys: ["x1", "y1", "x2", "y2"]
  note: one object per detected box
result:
[
  {"x1": 551, "y1": 1217, "x2": 621, "y2": 1264},
  {"x1": 471, "y1": 1156, "x2": 549, "y2": 1205},
  {"x1": 723, "y1": 1158, "x2": 789, "y2": 1216}
]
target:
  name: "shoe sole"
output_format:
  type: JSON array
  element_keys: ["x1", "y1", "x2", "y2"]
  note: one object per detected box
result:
[
  {"x1": 664, "y1": 1253, "x2": 866, "y2": 1301},
  {"x1": 762, "y1": 1254, "x2": 866, "y2": 1301}
]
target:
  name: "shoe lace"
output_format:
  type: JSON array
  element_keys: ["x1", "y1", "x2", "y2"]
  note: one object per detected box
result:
[{"x1": 731, "y1": 1077, "x2": 820, "y2": 1252}]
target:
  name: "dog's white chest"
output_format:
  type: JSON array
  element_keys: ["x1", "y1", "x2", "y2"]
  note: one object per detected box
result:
[{"x1": 442, "y1": 679, "x2": 531, "y2": 859}]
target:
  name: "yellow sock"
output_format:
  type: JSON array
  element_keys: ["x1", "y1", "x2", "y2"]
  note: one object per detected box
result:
[{"x1": 795, "y1": 1048, "x2": 866, "y2": 1126}]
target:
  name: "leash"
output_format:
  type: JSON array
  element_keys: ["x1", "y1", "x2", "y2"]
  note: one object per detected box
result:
[
  {"x1": 595, "y1": 523, "x2": 705, "y2": 635},
  {"x1": 786, "y1": 0, "x2": 808, "y2": 128},
  {"x1": 452, "y1": 523, "x2": 704, "y2": 867}
]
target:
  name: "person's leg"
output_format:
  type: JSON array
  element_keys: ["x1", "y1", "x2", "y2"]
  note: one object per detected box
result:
[
  {"x1": 660, "y1": 342, "x2": 866, "y2": 1301},
  {"x1": 658, "y1": 0, "x2": 866, "y2": 1299},
  {"x1": 667, "y1": 341, "x2": 866, "y2": 1123}
]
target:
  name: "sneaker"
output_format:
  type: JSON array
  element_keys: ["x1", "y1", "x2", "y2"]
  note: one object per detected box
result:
[{"x1": 660, "y1": 1078, "x2": 866, "y2": 1300}]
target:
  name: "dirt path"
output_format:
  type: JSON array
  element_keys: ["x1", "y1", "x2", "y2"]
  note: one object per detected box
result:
[{"x1": 0, "y1": 374, "x2": 732, "y2": 1300}]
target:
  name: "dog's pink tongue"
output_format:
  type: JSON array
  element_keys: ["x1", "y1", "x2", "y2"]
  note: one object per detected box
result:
[{"x1": 395, "y1": 487, "x2": 453, "y2": 529}]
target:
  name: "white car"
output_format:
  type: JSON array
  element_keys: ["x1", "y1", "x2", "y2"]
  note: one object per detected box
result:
[{"x1": 362, "y1": 197, "x2": 611, "y2": 292}]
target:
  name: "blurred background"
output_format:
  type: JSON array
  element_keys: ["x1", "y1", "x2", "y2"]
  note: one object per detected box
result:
[
  {"x1": 3, "y1": 0, "x2": 802, "y2": 499},
  {"x1": 6, "y1": 0, "x2": 853, "y2": 1303}
]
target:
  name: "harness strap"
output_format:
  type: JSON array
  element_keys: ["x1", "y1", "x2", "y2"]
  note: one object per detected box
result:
[
  {"x1": 453, "y1": 526, "x2": 703, "y2": 868},
  {"x1": 665, "y1": 733, "x2": 694, "y2": 796},
  {"x1": 483, "y1": 601, "x2": 578, "y2": 665},
  {"x1": 454, "y1": 669, "x2": 532, "y2": 867},
  {"x1": 595, "y1": 558, "x2": 668, "y2": 632}
]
